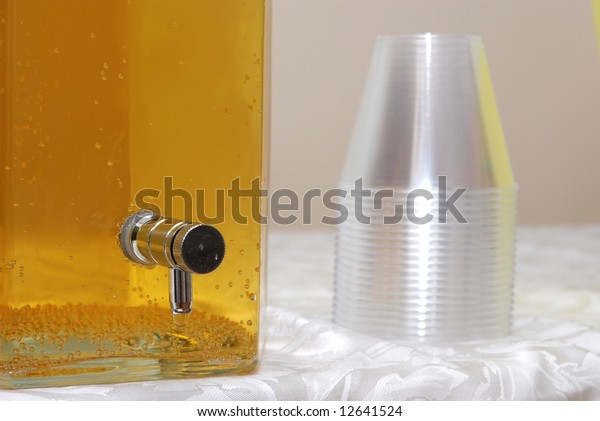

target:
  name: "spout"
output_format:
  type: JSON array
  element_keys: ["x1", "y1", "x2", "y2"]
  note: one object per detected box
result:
[
  {"x1": 170, "y1": 267, "x2": 192, "y2": 314},
  {"x1": 119, "y1": 210, "x2": 226, "y2": 318}
]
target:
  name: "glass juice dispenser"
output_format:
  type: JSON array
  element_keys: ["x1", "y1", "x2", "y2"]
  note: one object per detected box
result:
[{"x1": 0, "y1": 0, "x2": 268, "y2": 388}]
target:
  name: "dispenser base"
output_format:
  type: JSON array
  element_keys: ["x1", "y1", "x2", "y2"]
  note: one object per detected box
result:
[{"x1": 0, "y1": 357, "x2": 257, "y2": 389}]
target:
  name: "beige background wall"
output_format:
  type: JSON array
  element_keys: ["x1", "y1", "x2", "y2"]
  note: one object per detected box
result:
[{"x1": 270, "y1": 0, "x2": 600, "y2": 225}]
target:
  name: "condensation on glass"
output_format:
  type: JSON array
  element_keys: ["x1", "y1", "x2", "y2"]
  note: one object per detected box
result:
[{"x1": 0, "y1": 0, "x2": 267, "y2": 388}]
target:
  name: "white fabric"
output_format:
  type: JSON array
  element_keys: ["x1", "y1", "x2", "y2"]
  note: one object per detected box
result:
[{"x1": 1, "y1": 226, "x2": 599, "y2": 400}]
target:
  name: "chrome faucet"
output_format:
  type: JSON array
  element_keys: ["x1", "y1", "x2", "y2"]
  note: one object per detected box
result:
[{"x1": 118, "y1": 210, "x2": 225, "y2": 318}]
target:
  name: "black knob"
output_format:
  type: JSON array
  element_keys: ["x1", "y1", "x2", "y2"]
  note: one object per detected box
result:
[{"x1": 172, "y1": 224, "x2": 226, "y2": 274}]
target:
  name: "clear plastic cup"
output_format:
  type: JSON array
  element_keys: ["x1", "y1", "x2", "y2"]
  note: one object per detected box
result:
[{"x1": 334, "y1": 34, "x2": 517, "y2": 344}]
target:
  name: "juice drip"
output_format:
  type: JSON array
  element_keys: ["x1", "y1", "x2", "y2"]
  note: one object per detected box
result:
[{"x1": 172, "y1": 312, "x2": 190, "y2": 328}]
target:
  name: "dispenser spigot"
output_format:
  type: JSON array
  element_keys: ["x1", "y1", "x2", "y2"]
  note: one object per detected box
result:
[{"x1": 118, "y1": 210, "x2": 225, "y2": 319}]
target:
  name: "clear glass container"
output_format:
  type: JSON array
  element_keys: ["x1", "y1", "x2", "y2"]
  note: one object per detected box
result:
[{"x1": 0, "y1": 0, "x2": 268, "y2": 388}]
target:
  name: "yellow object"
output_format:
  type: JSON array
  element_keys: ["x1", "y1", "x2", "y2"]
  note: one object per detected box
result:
[
  {"x1": 472, "y1": 38, "x2": 515, "y2": 188},
  {"x1": 594, "y1": 0, "x2": 600, "y2": 56},
  {"x1": 0, "y1": 0, "x2": 266, "y2": 388}
]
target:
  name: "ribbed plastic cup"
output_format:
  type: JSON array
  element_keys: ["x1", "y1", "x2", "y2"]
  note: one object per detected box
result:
[{"x1": 333, "y1": 34, "x2": 517, "y2": 344}]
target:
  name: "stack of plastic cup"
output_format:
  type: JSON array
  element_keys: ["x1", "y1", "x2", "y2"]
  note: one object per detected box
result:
[{"x1": 333, "y1": 34, "x2": 517, "y2": 344}]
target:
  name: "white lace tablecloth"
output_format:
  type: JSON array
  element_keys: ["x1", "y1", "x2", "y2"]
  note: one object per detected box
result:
[{"x1": 1, "y1": 226, "x2": 599, "y2": 400}]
